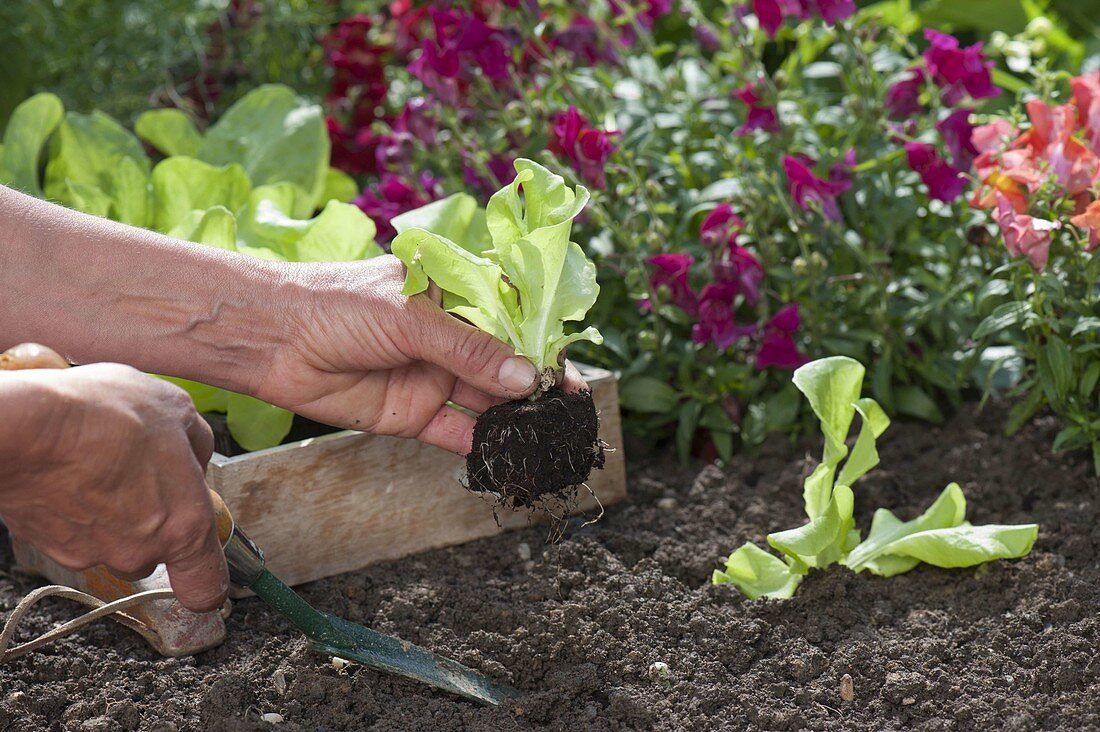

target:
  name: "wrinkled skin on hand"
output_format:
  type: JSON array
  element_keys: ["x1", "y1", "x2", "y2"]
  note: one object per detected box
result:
[
  {"x1": 0, "y1": 364, "x2": 228, "y2": 612},
  {"x1": 257, "y1": 255, "x2": 588, "y2": 456}
]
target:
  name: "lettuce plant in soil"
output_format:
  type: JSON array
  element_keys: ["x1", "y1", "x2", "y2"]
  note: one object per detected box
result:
[
  {"x1": 391, "y1": 159, "x2": 605, "y2": 506},
  {"x1": 713, "y1": 356, "x2": 1038, "y2": 600},
  {"x1": 0, "y1": 85, "x2": 382, "y2": 451}
]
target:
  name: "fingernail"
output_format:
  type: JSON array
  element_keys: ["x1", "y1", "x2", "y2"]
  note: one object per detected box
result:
[{"x1": 499, "y1": 356, "x2": 537, "y2": 392}]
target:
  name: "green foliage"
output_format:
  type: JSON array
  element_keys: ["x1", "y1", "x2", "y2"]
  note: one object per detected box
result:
[
  {"x1": 712, "y1": 357, "x2": 1038, "y2": 600},
  {"x1": 392, "y1": 160, "x2": 603, "y2": 373},
  {"x1": 0, "y1": 85, "x2": 382, "y2": 452}
]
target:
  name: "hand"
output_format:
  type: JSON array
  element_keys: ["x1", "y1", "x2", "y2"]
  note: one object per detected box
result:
[
  {"x1": 255, "y1": 255, "x2": 588, "y2": 455},
  {"x1": 0, "y1": 364, "x2": 228, "y2": 612}
]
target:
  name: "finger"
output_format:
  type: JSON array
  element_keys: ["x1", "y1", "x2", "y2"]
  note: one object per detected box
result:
[
  {"x1": 415, "y1": 404, "x2": 478, "y2": 455},
  {"x1": 163, "y1": 491, "x2": 230, "y2": 613},
  {"x1": 449, "y1": 380, "x2": 508, "y2": 414},
  {"x1": 109, "y1": 564, "x2": 159, "y2": 582},
  {"x1": 185, "y1": 414, "x2": 215, "y2": 468},
  {"x1": 559, "y1": 360, "x2": 589, "y2": 393},
  {"x1": 409, "y1": 306, "x2": 538, "y2": 400}
]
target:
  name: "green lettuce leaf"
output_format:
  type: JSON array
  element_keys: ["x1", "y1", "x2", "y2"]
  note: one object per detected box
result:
[
  {"x1": 237, "y1": 186, "x2": 381, "y2": 262},
  {"x1": 135, "y1": 108, "x2": 203, "y2": 158},
  {"x1": 44, "y1": 110, "x2": 150, "y2": 205},
  {"x1": 226, "y1": 393, "x2": 295, "y2": 453},
  {"x1": 151, "y1": 157, "x2": 251, "y2": 232},
  {"x1": 845, "y1": 483, "x2": 1037, "y2": 575},
  {"x1": 197, "y1": 84, "x2": 328, "y2": 210},
  {"x1": 167, "y1": 206, "x2": 238, "y2": 251},
  {"x1": 319, "y1": 167, "x2": 359, "y2": 205},
  {"x1": 393, "y1": 159, "x2": 602, "y2": 371},
  {"x1": 713, "y1": 543, "x2": 803, "y2": 600},
  {"x1": 392, "y1": 192, "x2": 491, "y2": 255},
  {"x1": 0, "y1": 92, "x2": 64, "y2": 196},
  {"x1": 768, "y1": 484, "x2": 857, "y2": 569}
]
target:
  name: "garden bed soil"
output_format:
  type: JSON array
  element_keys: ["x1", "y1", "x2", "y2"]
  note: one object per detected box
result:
[{"x1": 1, "y1": 402, "x2": 1098, "y2": 731}]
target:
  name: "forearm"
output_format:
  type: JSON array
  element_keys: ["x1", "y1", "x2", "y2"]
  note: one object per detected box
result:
[{"x1": 0, "y1": 185, "x2": 291, "y2": 394}]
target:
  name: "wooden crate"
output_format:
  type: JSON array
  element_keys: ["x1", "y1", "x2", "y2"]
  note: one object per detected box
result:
[{"x1": 207, "y1": 364, "x2": 625, "y2": 590}]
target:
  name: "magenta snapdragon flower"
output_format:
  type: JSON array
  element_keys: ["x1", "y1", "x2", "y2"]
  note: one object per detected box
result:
[
  {"x1": 408, "y1": 8, "x2": 514, "y2": 101},
  {"x1": 646, "y1": 253, "x2": 698, "y2": 315},
  {"x1": 755, "y1": 304, "x2": 809, "y2": 369},
  {"x1": 752, "y1": 0, "x2": 855, "y2": 38},
  {"x1": 354, "y1": 173, "x2": 444, "y2": 243},
  {"x1": 935, "y1": 108, "x2": 979, "y2": 170},
  {"x1": 922, "y1": 29, "x2": 1000, "y2": 105},
  {"x1": 734, "y1": 82, "x2": 781, "y2": 135},
  {"x1": 549, "y1": 107, "x2": 620, "y2": 189},
  {"x1": 782, "y1": 153, "x2": 854, "y2": 221},
  {"x1": 905, "y1": 142, "x2": 966, "y2": 202},
  {"x1": 692, "y1": 283, "x2": 757, "y2": 350}
]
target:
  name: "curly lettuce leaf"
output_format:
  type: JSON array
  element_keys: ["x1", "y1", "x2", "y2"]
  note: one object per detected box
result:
[
  {"x1": 0, "y1": 93, "x2": 64, "y2": 196},
  {"x1": 151, "y1": 157, "x2": 251, "y2": 232},
  {"x1": 713, "y1": 543, "x2": 803, "y2": 600},
  {"x1": 393, "y1": 159, "x2": 602, "y2": 371}
]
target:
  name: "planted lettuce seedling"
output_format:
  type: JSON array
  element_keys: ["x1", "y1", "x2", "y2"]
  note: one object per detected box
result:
[
  {"x1": 713, "y1": 356, "x2": 1038, "y2": 599},
  {"x1": 391, "y1": 159, "x2": 605, "y2": 507}
]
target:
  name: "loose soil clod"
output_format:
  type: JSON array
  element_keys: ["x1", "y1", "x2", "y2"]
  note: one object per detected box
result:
[{"x1": 466, "y1": 387, "x2": 605, "y2": 508}]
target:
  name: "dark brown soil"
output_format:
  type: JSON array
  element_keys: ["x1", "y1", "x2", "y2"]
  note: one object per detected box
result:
[
  {"x1": 466, "y1": 388, "x2": 605, "y2": 507},
  {"x1": 1, "y1": 402, "x2": 1098, "y2": 731}
]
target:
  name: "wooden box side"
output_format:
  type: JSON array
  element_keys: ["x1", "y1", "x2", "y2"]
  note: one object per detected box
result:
[{"x1": 208, "y1": 365, "x2": 625, "y2": 587}]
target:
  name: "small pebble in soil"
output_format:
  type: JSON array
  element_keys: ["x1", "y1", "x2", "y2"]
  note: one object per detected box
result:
[
  {"x1": 260, "y1": 712, "x2": 284, "y2": 724},
  {"x1": 331, "y1": 657, "x2": 352, "y2": 672},
  {"x1": 648, "y1": 661, "x2": 671, "y2": 685},
  {"x1": 656, "y1": 497, "x2": 678, "y2": 510},
  {"x1": 839, "y1": 674, "x2": 855, "y2": 702},
  {"x1": 273, "y1": 670, "x2": 287, "y2": 695},
  {"x1": 517, "y1": 542, "x2": 532, "y2": 561},
  {"x1": 902, "y1": 697, "x2": 916, "y2": 706}
]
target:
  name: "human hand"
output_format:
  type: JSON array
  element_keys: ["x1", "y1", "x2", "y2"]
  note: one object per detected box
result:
[
  {"x1": 0, "y1": 363, "x2": 228, "y2": 612},
  {"x1": 254, "y1": 255, "x2": 588, "y2": 455}
]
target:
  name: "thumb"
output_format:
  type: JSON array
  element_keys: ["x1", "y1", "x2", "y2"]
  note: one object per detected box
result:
[
  {"x1": 412, "y1": 307, "x2": 538, "y2": 399},
  {"x1": 165, "y1": 518, "x2": 230, "y2": 613}
]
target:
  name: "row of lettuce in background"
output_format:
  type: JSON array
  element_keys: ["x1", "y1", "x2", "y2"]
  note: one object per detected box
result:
[{"x1": 0, "y1": 84, "x2": 381, "y2": 450}]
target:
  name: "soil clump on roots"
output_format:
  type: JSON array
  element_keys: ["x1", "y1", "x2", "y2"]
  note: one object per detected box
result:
[{"x1": 466, "y1": 387, "x2": 605, "y2": 508}]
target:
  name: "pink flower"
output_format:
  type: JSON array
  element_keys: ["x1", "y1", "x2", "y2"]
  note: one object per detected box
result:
[
  {"x1": 922, "y1": 29, "x2": 1000, "y2": 105},
  {"x1": 355, "y1": 173, "x2": 444, "y2": 243},
  {"x1": 734, "y1": 82, "x2": 780, "y2": 135},
  {"x1": 691, "y1": 283, "x2": 757, "y2": 351},
  {"x1": 549, "y1": 107, "x2": 620, "y2": 189},
  {"x1": 327, "y1": 116, "x2": 381, "y2": 176},
  {"x1": 462, "y1": 154, "x2": 518, "y2": 195},
  {"x1": 1070, "y1": 72, "x2": 1100, "y2": 152},
  {"x1": 699, "y1": 204, "x2": 745, "y2": 249},
  {"x1": 547, "y1": 16, "x2": 618, "y2": 65},
  {"x1": 994, "y1": 192, "x2": 1061, "y2": 271},
  {"x1": 936, "y1": 108, "x2": 979, "y2": 170},
  {"x1": 1070, "y1": 199, "x2": 1100, "y2": 252},
  {"x1": 885, "y1": 68, "x2": 925, "y2": 119},
  {"x1": 755, "y1": 304, "x2": 809, "y2": 369},
  {"x1": 783, "y1": 154, "x2": 853, "y2": 221},
  {"x1": 905, "y1": 142, "x2": 966, "y2": 202},
  {"x1": 971, "y1": 119, "x2": 1017, "y2": 154},
  {"x1": 646, "y1": 253, "x2": 697, "y2": 314}
]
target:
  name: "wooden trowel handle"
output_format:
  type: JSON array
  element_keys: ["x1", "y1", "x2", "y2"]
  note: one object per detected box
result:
[
  {"x1": 0, "y1": 343, "x2": 70, "y2": 371},
  {"x1": 207, "y1": 489, "x2": 235, "y2": 547}
]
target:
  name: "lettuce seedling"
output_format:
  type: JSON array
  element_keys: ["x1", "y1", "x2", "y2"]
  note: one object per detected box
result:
[
  {"x1": 392, "y1": 159, "x2": 602, "y2": 382},
  {"x1": 713, "y1": 356, "x2": 1038, "y2": 600},
  {"x1": 392, "y1": 160, "x2": 606, "y2": 506}
]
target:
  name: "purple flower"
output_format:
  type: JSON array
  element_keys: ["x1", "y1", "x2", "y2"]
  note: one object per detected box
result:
[
  {"x1": 549, "y1": 106, "x2": 619, "y2": 189},
  {"x1": 734, "y1": 82, "x2": 780, "y2": 135},
  {"x1": 713, "y1": 242, "x2": 765, "y2": 308},
  {"x1": 462, "y1": 153, "x2": 518, "y2": 196},
  {"x1": 646, "y1": 253, "x2": 697, "y2": 315},
  {"x1": 692, "y1": 282, "x2": 757, "y2": 351},
  {"x1": 905, "y1": 142, "x2": 967, "y2": 202},
  {"x1": 782, "y1": 154, "x2": 853, "y2": 221},
  {"x1": 935, "y1": 108, "x2": 979, "y2": 170},
  {"x1": 408, "y1": 8, "x2": 514, "y2": 100},
  {"x1": 755, "y1": 304, "x2": 809, "y2": 369},
  {"x1": 699, "y1": 204, "x2": 745, "y2": 249},
  {"x1": 547, "y1": 16, "x2": 618, "y2": 65},
  {"x1": 922, "y1": 29, "x2": 1000, "y2": 106},
  {"x1": 752, "y1": 0, "x2": 854, "y2": 38},
  {"x1": 354, "y1": 172, "x2": 444, "y2": 243},
  {"x1": 886, "y1": 68, "x2": 924, "y2": 119}
]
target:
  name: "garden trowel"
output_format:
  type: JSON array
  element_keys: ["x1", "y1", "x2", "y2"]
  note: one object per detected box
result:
[{"x1": 208, "y1": 490, "x2": 520, "y2": 706}]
